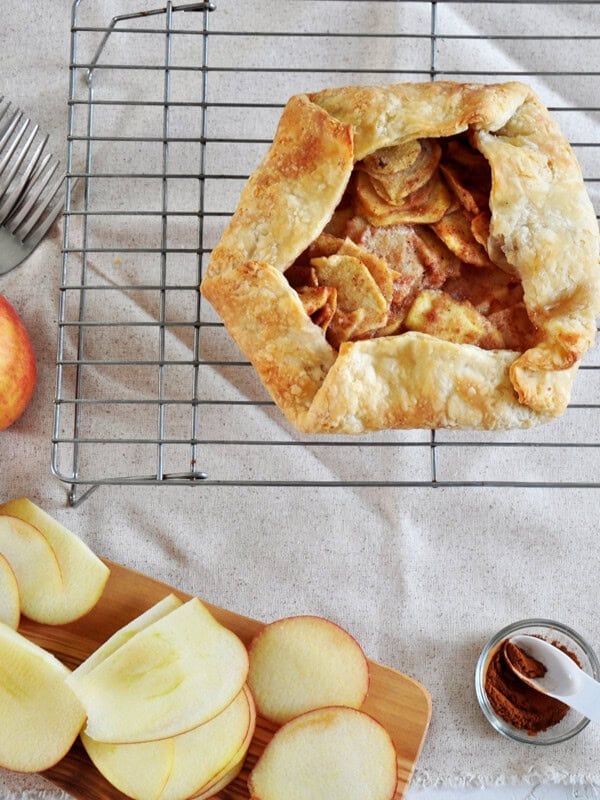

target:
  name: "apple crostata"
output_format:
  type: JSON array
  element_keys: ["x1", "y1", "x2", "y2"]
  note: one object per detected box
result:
[{"x1": 201, "y1": 82, "x2": 600, "y2": 433}]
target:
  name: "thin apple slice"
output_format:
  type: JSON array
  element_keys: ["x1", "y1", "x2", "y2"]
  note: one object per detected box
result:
[
  {"x1": 0, "y1": 515, "x2": 63, "y2": 622},
  {"x1": 191, "y1": 688, "x2": 256, "y2": 799},
  {"x1": 0, "y1": 623, "x2": 86, "y2": 772},
  {"x1": 68, "y1": 597, "x2": 249, "y2": 743},
  {"x1": 248, "y1": 615, "x2": 369, "y2": 725},
  {"x1": 81, "y1": 734, "x2": 175, "y2": 800},
  {"x1": 71, "y1": 593, "x2": 182, "y2": 681},
  {"x1": 160, "y1": 686, "x2": 254, "y2": 800},
  {"x1": 0, "y1": 553, "x2": 19, "y2": 629},
  {"x1": 193, "y1": 758, "x2": 245, "y2": 800},
  {"x1": 0, "y1": 498, "x2": 109, "y2": 624},
  {"x1": 248, "y1": 706, "x2": 398, "y2": 800},
  {"x1": 81, "y1": 686, "x2": 254, "y2": 800}
]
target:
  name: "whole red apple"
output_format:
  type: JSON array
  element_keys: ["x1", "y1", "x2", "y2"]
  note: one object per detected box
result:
[{"x1": 0, "y1": 295, "x2": 37, "y2": 431}]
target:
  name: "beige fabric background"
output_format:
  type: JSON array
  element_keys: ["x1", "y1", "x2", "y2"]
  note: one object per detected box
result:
[{"x1": 1, "y1": 0, "x2": 600, "y2": 796}]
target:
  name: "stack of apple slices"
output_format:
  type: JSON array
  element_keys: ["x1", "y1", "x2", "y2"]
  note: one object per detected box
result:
[
  {"x1": 0, "y1": 498, "x2": 110, "y2": 773},
  {"x1": 0, "y1": 498, "x2": 256, "y2": 799},
  {"x1": 0, "y1": 499, "x2": 400, "y2": 799},
  {"x1": 0, "y1": 624, "x2": 87, "y2": 773},
  {"x1": 68, "y1": 595, "x2": 255, "y2": 800},
  {"x1": 246, "y1": 615, "x2": 399, "y2": 800},
  {"x1": 0, "y1": 497, "x2": 110, "y2": 628}
]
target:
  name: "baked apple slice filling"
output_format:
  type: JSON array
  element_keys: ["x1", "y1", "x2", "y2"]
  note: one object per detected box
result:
[{"x1": 285, "y1": 134, "x2": 538, "y2": 353}]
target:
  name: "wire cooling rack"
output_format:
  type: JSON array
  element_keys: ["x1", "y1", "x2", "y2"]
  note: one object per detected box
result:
[{"x1": 53, "y1": 0, "x2": 600, "y2": 504}]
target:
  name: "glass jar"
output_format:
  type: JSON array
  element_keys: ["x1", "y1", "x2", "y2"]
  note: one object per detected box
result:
[{"x1": 475, "y1": 618, "x2": 600, "y2": 745}]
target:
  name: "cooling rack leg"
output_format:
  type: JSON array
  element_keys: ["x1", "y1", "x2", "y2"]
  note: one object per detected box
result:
[{"x1": 67, "y1": 484, "x2": 100, "y2": 508}]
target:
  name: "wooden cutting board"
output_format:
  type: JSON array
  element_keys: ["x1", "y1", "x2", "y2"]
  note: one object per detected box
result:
[{"x1": 18, "y1": 559, "x2": 431, "y2": 800}]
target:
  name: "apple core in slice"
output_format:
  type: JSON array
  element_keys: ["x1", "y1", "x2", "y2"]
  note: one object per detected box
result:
[
  {"x1": 68, "y1": 598, "x2": 249, "y2": 743},
  {"x1": 248, "y1": 615, "x2": 369, "y2": 724}
]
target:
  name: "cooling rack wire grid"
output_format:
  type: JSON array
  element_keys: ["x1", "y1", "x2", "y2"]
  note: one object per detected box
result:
[{"x1": 52, "y1": 0, "x2": 600, "y2": 505}]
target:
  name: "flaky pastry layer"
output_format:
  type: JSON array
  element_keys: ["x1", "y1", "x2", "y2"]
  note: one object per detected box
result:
[{"x1": 201, "y1": 82, "x2": 600, "y2": 432}]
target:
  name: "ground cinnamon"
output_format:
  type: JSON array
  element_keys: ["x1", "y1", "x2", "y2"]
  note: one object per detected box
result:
[
  {"x1": 504, "y1": 640, "x2": 546, "y2": 680},
  {"x1": 484, "y1": 638, "x2": 578, "y2": 734}
]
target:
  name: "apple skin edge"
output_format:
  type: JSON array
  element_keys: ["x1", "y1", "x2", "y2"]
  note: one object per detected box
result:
[{"x1": 0, "y1": 295, "x2": 37, "y2": 432}]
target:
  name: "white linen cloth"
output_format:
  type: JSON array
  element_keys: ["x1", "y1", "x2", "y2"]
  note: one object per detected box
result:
[{"x1": 1, "y1": 0, "x2": 599, "y2": 796}]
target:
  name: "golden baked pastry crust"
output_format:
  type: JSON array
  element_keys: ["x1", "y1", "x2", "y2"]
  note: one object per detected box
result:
[{"x1": 201, "y1": 82, "x2": 600, "y2": 432}]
